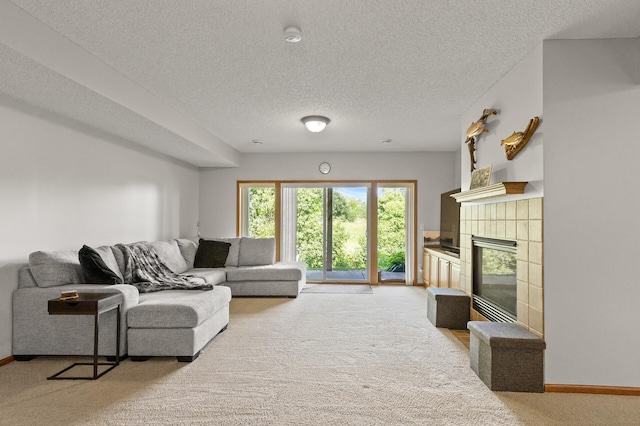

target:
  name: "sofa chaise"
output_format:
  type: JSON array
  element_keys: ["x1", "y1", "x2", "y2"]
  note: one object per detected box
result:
[{"x1": 12, "y1": 237, "x2": 306, "y2": 362}]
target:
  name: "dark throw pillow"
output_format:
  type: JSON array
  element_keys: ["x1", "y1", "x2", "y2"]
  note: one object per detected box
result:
[
  {"x1": 78, "y1": 245, "x2": 123, "y2": 284},
  {"x1": 194, "y1": 239, "x2": 231, "y2": 268}
]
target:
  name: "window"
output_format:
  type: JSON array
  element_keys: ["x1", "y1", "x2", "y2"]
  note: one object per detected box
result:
[{"x1": 238, "y1": 183, "x2": 276, "y2": 238}]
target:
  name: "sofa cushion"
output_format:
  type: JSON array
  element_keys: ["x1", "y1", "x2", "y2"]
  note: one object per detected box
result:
[
  {"x1": 176, "y1": 238, "x2": 198, "y2": 269},
  {"x1": 194, "y1": 239, "x2": 231, "y2": 268},
  {"x1": 183, "y1": 268, "x2": 227, "y2": 285},
  {"x1": 238, "y1": 238, "x2": 276, "y2": 266},
  {"x1": 202, "y1": 237, "x2": 240, "y2": 267},
  {"x1": 128, "y1": 286, "x2": 232, "y2": 328},
  {"x1": 78, "y1": 245, "x2": 123, "y2": 284},
  {"x1": 149, "y1": 240, "x2": 189, "y2": 274},
  {"x1": 29, "y1": 250, "x2": 85, "y2": 288},
  {"x1": 95, "y1": 245, "x2": 124, "y2": 281},
  {"x1": 17, "y1": 267, "x2": 38, "y2": 289},
  {"x1": 226, "y1": 263, "x2": 303, "y2": 282}
]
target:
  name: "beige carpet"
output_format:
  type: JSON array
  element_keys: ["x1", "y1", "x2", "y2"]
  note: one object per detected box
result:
[{"x1": 1, "y1": 286, "x2": 639, "y2": 425}]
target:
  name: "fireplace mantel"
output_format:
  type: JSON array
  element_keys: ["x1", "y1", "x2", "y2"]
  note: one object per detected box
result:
[{"x1": 451, "y1": 182, "x2": 527, "y2": 203}]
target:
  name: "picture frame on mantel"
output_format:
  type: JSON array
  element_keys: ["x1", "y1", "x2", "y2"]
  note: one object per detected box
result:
[{"x1": 469, "y1": 164, "x2": 492, "y2": 190}]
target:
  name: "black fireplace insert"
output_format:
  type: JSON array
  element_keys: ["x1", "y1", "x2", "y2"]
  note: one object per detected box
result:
[{"x1": 472, "y1": 236, "x2": 517, "y2": 323}]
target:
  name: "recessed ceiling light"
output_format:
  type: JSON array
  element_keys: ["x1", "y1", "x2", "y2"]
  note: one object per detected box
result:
[
  {"x1": 284, "y1": 26, "x2": 302, "y2": 43},
  {"x1": 380, "y1": 139, "x2": 392, "y2": 144},
  {"x1": 252, "y1": 139, "x2": 264, "y2": 144}
]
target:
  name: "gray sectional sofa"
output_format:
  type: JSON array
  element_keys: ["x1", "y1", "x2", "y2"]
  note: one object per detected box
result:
[{"x1": 12, "y1": 237, "x2": 306, "y2": 362}]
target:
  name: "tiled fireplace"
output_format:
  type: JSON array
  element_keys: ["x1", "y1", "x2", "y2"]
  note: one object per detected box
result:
[{"x1": 459, "y1": 198, "x2": 544, "y2": 338}]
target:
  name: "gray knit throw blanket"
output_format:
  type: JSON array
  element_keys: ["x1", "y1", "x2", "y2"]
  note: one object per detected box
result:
[{"x1": 116, "y1": 242, "x2": 212, "y2": 293}]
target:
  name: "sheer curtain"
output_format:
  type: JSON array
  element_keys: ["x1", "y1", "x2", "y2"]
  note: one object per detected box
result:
[
  {"x1": 404, "y1": 185, "x2": 415, "y2": 285},
  {"x1": 280, "y1": 187, "x2": 297, "y2": 262}
]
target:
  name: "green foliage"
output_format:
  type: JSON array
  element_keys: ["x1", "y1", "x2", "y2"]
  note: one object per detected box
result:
[
  {"x1": 330, "y1": 221, "x2": 351, "y2": 269},
  {"x1": 296, "y1": 188, "x2": 324, "y2": 269},
  {"x1": 332, "y1": 190, "x2": 366, "y2": 222},
  {"x1": 331, "y1": 191, "x2": 350, "y2": 221},
  {"x1": 347, "y1": 197, "x2": 366, "y2": 220},
  {"x1": 377, "y1": 188, "x2": 406, "y2": 271},
  {"x1": 248, "y1": 187, "x2": 275, "y2": 238},
  {"x1": 385, "y1": 251, "x2": 405, "y2": 272}
]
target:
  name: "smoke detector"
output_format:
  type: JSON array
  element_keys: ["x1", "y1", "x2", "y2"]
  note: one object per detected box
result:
[{"x1": 284, "y1": 26, "x2": 302, "y2": 43}]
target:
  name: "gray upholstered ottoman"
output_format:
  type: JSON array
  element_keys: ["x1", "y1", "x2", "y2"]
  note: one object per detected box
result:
[
  {"x1": 427, "y1": 287, "x2": 470, "y2": 329},
  {"x1": 468, "y1": 321, "x2": 546, "y2": 392}
]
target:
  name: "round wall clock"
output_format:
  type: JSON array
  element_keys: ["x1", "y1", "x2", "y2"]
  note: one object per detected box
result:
[{"x1": 319, "y1": 162, "x2": 331, "y2": 174}]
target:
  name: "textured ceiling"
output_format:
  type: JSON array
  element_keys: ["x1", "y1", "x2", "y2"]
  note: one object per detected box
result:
[{"x1": 2, "y1": 0, "x2": 640, "y2": 167}]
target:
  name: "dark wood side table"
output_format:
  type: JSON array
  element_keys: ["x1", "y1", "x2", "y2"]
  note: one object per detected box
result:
[{"x1": 47, "y1": 292, "x2": 123, "y2": 380}]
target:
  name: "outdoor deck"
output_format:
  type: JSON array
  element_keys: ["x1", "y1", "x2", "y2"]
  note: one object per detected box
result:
[{"x1": 306, "y1": 270, "x2": 405, "y2": 282}]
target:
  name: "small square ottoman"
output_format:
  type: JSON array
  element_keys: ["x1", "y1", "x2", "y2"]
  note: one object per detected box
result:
[
  {"x1": 427, "y1": 287, "x2": 470, "y2": 329},
  {"x1": 468, "y1": 321, "x2": 546, "y2": 392}
]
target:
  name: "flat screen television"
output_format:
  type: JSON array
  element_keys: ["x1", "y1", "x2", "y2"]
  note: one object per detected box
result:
[{"x1": 439, "y1": 188, "x2": 461, "y2": 254}]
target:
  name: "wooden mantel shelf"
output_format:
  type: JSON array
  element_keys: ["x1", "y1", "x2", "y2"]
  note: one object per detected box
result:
[{"x1": 451, "y1": 182, "x2": 527, "y2": 203}]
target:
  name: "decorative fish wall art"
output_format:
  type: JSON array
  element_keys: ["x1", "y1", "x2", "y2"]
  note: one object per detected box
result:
[
  {"x1": 501, "y1": 116, "x2": 540, "y2": 160},
  {"x1": 465, "y1": 108, "x2": 498, "y2": 172}
]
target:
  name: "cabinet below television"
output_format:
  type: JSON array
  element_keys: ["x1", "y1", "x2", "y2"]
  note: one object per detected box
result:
[{"x1": 423, "y1": 248, "x2": 461, "y2": 289}]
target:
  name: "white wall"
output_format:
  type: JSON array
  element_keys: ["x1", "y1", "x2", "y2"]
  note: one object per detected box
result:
[
  {"x1": 0, "y1": 97, "x2": 199, "y2": 359},
  {"x1": 461, "y1": 45, "x2": 543, "y2": 200},
  {"x1": 453, "y1": 148, "x2": 462, "y2": 189},
  {"x1": 543, "y1": 39, "x2": 640, "y2": 387}
]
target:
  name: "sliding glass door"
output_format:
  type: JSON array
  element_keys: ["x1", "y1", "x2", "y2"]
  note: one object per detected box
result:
[{"x1": 294, "y1": 185, "x2": 369, "y2": 282}]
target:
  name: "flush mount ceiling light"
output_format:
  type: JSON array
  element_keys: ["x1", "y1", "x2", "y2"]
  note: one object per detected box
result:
[
  {"x1": 284, "y1": 26, "x2": 302, "y2": 43},
  {"x1": 252, "y1": 139, "x2": 264, "y2": 144},
  {"x1": 301, "y1": 115, "x2": 330, "y2": 132},
  {"x1": 380, "y1": 138, "x2": 392, "y2": 144}
]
